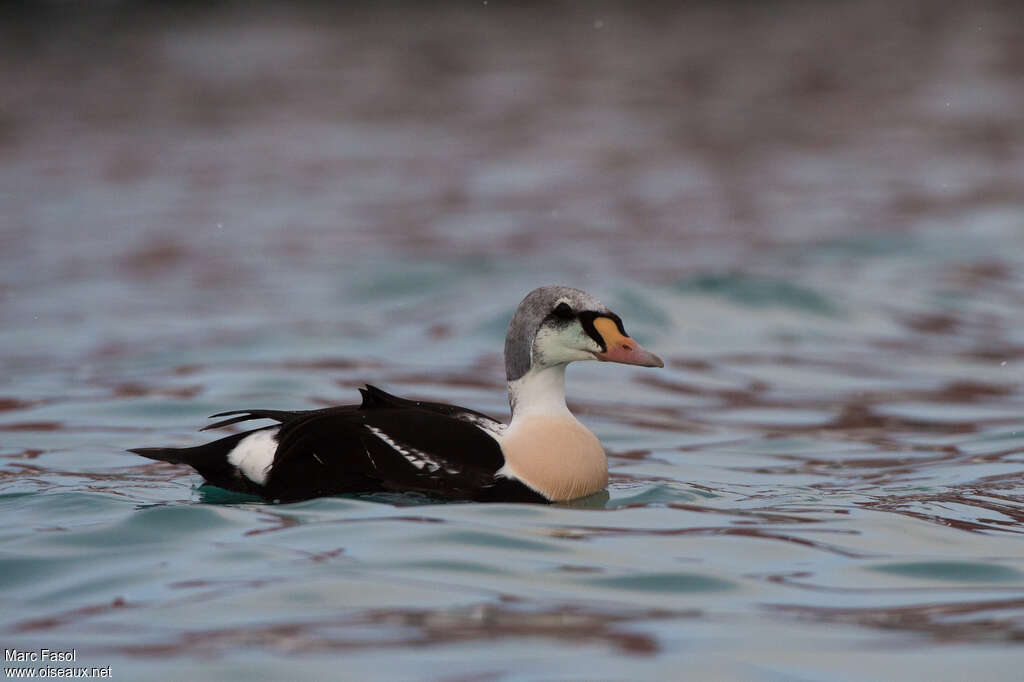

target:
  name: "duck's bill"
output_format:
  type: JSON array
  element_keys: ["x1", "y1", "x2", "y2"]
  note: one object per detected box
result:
[
  {"x1": 593, "y1": 342, "x2": 664, "y2": 367},
  {"x1": 591, "y1": 316, "x2": 664, "y2": 368}
]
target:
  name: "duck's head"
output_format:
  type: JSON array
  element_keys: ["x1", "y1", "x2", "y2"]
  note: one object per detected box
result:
[{"x1": 505, "y1": 285, "x2": 664, "y2": 382}]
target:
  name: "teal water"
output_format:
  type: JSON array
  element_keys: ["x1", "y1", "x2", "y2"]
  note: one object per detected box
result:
[{"x1": 3, "y1": 3, "x2": 1024, "y2": 681}]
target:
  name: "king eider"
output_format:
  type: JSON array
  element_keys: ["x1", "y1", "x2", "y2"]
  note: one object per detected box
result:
[{"x1": 130, "y1": 285, "x2": 664, "y2": 503}]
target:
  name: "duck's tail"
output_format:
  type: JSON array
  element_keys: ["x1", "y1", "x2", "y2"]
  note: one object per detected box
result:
[
  {"x1": 129, "y1": 430, "x2": 267, "y2": 494},
  {"x1": 128, "y1": 445, "x2": 196, "y2": 464}
]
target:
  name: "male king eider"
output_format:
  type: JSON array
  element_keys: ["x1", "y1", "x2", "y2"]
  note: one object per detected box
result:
[{"x1": 130, "y1": 285, "x2": 663, "y2": 503}]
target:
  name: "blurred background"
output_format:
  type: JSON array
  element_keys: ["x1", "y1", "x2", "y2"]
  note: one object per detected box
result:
[
  {"x1": 3, "y1": 0, "x2": 1022, "y2": 369},
  {"x1": 2, "y1": 1, "x2": 1024, "y2": 680}
]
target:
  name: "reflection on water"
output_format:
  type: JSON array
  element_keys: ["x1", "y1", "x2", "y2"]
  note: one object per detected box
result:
[{"x1": 2, "y1": 1, "x2": 1024, "y2": 680}]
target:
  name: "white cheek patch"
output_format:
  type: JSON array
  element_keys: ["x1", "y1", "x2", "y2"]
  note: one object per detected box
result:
[
  {"x1": 534, "y1": 325, "x2": 600, "y2": 366},
  {"x1": 365, "y1": 425, "x2": 459, "y2": 474},
  {"x1": 226, "y1": 428, "x2": 279, "y2": 486}
]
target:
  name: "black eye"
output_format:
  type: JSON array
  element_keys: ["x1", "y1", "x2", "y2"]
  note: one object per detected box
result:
[{"x1": 552, "y1": 302, "x2": 574, "y2": 319}]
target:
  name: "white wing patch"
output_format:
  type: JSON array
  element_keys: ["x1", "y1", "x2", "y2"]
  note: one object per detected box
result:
[
  {"x1": 364, "y1": 425, "x2": 459, "y2": 474},
  {"x1": 227, "y1": 428, "x2": 279, "y2": 485},
  {"x1": 456, "y1": 412, "x2": 507, "y2": 439}
]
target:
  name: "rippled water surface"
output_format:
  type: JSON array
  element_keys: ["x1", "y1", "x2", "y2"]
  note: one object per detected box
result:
[{"x1": 3, "y1": 2, "x2": 1024, "y2": 680}]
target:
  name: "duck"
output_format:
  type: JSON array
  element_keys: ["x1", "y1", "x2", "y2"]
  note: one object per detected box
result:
[{"x1": 130, "y1": 285, "x2": 663, "y2": 503}]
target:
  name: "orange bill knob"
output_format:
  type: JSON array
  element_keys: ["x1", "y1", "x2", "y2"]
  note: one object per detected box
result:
[{"x1": 591, "y1": 317, "x2": 664, "y2": 367}]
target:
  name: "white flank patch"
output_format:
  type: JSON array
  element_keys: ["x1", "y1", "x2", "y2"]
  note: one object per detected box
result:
[
  {"x1": 227, "y1": 428, "x2": 279, "y2": 485},
  {"x1": 364, "y1": 425, "x2": 458, "y2": 474},
  {"x1": 494, "y1": 462, "x2": 520, "y2": 482}
]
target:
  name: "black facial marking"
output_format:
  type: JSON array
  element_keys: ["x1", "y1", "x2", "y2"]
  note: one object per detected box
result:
[
  {"x1": 578, "y1": 311, "x2": 626, "y2": 352},
  {"x1": 542, "y1": 301, "x2": 577, "y2": 329},
  {"x1": 578, "y1": 312, "x2": 605, "y2": 351}
]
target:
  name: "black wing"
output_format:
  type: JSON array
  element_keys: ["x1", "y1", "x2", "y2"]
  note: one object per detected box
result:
[{"x1": 249, "y1": 386, "x2": 543, "y2": 503}]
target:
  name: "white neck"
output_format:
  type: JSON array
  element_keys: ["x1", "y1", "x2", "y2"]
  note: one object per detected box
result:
[
  {"x1": 500, "y1": 363, "x2": 608, "y2": 501},
  {"x1": 507, "y1": 364, "x2": 571, "y2": 421}
]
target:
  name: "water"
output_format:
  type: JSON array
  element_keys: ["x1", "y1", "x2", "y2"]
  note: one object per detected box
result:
[{"x1": 2, "y1": 2, "x2": 1024, "y2": 680}]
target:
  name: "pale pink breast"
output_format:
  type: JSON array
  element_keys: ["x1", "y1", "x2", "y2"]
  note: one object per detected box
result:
[{"x1": 498, "y1": 415, "x2": 609, "y2": 501}]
